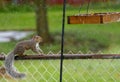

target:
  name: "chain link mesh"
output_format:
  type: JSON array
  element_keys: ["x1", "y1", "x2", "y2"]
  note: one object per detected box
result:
[{"x1": 0, "y1": 52, "x2": 120, "y2": 82}]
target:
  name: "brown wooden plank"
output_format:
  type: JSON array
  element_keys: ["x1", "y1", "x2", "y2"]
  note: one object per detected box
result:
[
  {"x1": 68, "y1": 15, "x2": 101, "y2": 24},
  {"x1": 68, "y1": 12, "x2": 120, "y2": 24}
]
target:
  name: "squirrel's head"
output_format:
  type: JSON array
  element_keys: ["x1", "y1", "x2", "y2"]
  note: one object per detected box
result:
[{"x1": 32, "y1": 35, "x2": 43, "y2": 43}]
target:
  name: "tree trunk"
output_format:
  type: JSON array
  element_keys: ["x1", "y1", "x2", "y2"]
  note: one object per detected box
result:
[
  {"x1": 34, "y1": 0, "x2": 53, "y2": 43},
  {"x1": 0, "y1": 0, "x2": 5, "y2": 8}
]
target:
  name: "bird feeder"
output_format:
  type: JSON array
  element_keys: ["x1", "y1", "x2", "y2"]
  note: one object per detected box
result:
[{"x1": 68, "y1": 12, "x2": 120, "y2": 24}]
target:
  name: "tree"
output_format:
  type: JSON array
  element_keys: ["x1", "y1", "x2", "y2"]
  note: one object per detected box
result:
[
  {"x1": 0, "y1": 0, "x2": 5, "y2": 8},
  {"x1": 34, "y1": 0, "x2": 53, "y2": 43}
]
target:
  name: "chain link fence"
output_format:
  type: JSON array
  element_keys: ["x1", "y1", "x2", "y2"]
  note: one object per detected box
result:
[{"x1": 0, "y1": 52, "x2": 120, "y2": 82}]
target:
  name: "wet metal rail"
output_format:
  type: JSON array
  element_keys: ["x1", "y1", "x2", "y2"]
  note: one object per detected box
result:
[{"x1": 0, "y1": 54, "x2": 120, "y2": 60}]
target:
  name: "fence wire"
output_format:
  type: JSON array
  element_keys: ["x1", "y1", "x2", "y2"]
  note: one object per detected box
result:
[{"x1": 0, "y1": 52, "x2": 120, "y2": 82}]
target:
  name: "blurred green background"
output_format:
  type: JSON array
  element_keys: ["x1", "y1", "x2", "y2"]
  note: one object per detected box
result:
[{"x1": 0, "y1": 0, "x2": 120, "y2": 54}]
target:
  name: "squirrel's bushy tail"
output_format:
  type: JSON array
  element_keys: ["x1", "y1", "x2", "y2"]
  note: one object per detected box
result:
[{"x1": 5, "y1": 51, "x2": 25, "y2": 79}]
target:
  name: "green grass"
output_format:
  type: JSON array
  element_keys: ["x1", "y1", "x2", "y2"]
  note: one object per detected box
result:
[
  {"x1": 0, "y1": 4, "x2": 120, "y2": 53},
  {"x1": 1, "y1": 60, "x2": 120, "y2": 82},
  {"x1": 0, "y1": 12, "x2": 35, "y2": 30}
]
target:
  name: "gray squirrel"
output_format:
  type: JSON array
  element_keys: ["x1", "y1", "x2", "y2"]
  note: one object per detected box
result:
[{"x1": 5, "y1": 35, "x2": 43, "y2": 79}]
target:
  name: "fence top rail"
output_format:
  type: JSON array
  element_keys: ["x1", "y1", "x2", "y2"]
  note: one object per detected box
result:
[{"x1": 0, "y1": 54, "x2": 120, "y2": 60}]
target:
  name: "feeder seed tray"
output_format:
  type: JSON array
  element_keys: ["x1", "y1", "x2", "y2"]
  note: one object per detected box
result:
[{"x1": 68, "y1": 12, "x2": 120, "y2": 24}]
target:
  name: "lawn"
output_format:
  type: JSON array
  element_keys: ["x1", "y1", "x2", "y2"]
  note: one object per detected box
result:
[
  {"x1": 0, "y1": 4, "x2": 120, "y2": 53},
  {"x1": 0, "y1": 2, "x2": 120, "y2": 82}
]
